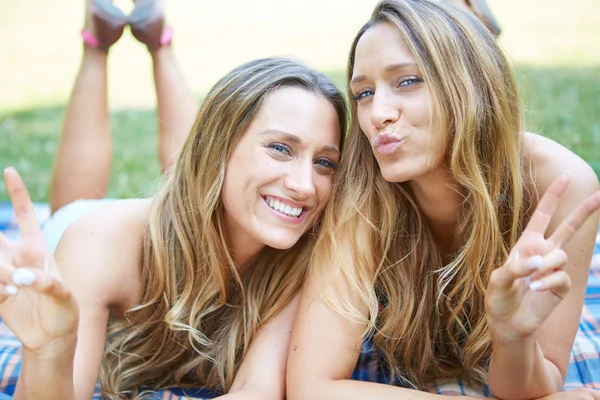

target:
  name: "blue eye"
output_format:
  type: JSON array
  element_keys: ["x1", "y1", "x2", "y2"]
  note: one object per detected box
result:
[
  {"x1": 351, "y1": 90, "x2": 374, "y2": 102},
  {"x1": 268, "y1": 142, "x2": 291, "y2": 155},
  {"x1": 398, "y1": 76, "x2": 422, "y2": 87},
  {"x1": 314, "y1": 158, "x2": 338, "y2": 170}
]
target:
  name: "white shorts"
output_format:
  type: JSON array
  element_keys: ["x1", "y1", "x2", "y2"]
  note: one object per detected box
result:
[{"x1": 42, "y1": 199, "x2": 116, "y2": 254}]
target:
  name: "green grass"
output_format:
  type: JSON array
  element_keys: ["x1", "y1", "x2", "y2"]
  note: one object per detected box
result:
[
  {"x1": 1, "y1": 0, "x2": 599, "y2": 202},
  {"x1": 516, "y1": 66, "x2": 600, "y2": 176}
]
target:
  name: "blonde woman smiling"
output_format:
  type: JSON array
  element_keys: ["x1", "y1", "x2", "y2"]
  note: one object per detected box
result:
[
  {"x1": 288, "y1": 1, "x2": 600, "y2": 399},
  {"x1": 0, "y1": 56, "x2": 346, "y2": 400}
]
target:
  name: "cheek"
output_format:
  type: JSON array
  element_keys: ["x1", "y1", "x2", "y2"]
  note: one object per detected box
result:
[
  {"x1": 223, "y1": 163, "x2": 245, "y2": 198},
  {"x1": 221, "y1": 175, "x2": 240, "y2": 217},
  {"x1": 357, "y1": 106, "x2": 373, "y2": 136},
  {"x1": 405, "y1": 99, "x2": 431, "y2": 128},
  {"x1": 313, "y1": 174, "x2": 334, "y2": 205}
]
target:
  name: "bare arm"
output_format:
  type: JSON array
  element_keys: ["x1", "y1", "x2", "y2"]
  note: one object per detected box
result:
[
  {"x1": 487, "y1": 143, "x2": 600, "y2": 399},
  {"x1": 215, "y1": 295, "x2": 301, "y2": 400},
  {"x1": 286, "y1": 235, "x2": 479, "y2": 400},
  {"x1": 1, "y1": 172, "x2": 145, "y2": 400},
  {"x1": 55, "y1": 208, "x2": 140, "y2": 400}
]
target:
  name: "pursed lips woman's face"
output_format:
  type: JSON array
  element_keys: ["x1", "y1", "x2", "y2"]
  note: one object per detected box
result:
[{"x1": 350, "y1": 22, "x2": 446, "y2": 184}]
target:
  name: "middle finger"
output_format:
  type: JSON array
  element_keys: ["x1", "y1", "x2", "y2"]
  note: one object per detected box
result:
[{"x1": 548, "y1": 191, "x2": 600, "y2": 248}]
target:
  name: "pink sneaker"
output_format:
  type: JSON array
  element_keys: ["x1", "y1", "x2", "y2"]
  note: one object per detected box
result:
[
  {"x1": 129, "y1": 0, "x2": 173, "y2": 52},
  {"x1": 81, "y1": 0, "x2": 128, "y2": 52}
]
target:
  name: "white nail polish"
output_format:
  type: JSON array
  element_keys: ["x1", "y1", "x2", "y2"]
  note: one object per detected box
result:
[
  {"x1": 529, "y1": 280, "x2": 544, "y2": 291},
  {"x1": 525, "y1": 255, "x2": 543, "y2": 270},
  {"x1": 5, "y1": 285, "x2": 18, "y2": 296},
  {"x1": 12, "y1": 269, "x2": 35, "y2": 286}
]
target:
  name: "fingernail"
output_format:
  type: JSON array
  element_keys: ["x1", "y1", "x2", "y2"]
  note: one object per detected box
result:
[
  {"x1": 13, "y1": 269, "x2": 35, "y2": 286},
  {"x1": 5, "y1": 285, "x2": 18, "y2": 295},
  {"x1": 529, "y1": 280, "x2": 544, "y2": 291},
  {"x1": 525, "y1": 255, "x2": 543, "y2": 270}
]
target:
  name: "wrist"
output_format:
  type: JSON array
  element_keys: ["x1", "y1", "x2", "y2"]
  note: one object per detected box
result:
[
  {"x1": 17, "y1": 338, "x2": 77, "y2": 400},
  {"x1": 22, "y1": 333, "x2": 77, "y2": 361},
  {"x1": 487, "y1": 317, "x2": 537, "y2": 346}
]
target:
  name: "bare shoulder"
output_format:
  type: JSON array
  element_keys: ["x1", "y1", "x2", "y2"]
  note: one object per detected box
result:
[
  {"x1": 524, "y1": 132, "x2": 599, "y2": 199},
  {"x1": 54, "y1": 199, "x2": 152, "y2": 312}
]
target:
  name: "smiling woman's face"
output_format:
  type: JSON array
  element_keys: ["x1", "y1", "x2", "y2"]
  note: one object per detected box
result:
[
  {"x1": 350, "y1": 22, "x2": 446, "y2": 184},
  {"x1": 221, "y1": 86, "x2": 341, "y2": 263}
]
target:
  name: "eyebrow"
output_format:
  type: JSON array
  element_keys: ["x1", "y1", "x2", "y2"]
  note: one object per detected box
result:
[
  {"x1": 260, "y1": 129, "x2": 341, "y2": 154},
  {"x1": 350, "y1": 62, "x2": 419, "y2": 85}
]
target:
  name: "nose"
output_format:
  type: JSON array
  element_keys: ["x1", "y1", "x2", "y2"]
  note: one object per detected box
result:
[
  {"x1": 284, "y1": 159, "x2": 316, "y2": 199},
  {"x1": 370, "y1": 90, "x2": 399, "y2": 129}
]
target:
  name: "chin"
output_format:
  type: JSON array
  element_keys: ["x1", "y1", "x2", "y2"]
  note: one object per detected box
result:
[
  {"x1": 380, "y1": 168, "x2": 407, "y2": 183},
  {"x1": 263, "y1": 233, "x2": 303, "y2": 250},
  {"x1": 378, "y1": 160, "x2": 421, "y2": 183}
]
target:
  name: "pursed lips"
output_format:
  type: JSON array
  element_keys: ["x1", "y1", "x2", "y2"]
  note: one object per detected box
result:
[{"x1": 372, "y1": 132, "x2": 404, "y2": 155}]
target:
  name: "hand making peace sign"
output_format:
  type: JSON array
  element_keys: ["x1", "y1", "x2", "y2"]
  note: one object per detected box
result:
[
  {"x1": 0, "y1": 167, "x2": 78, "y2": 356},
  {"x1": 486, "y1": 173, "x2": 600, "y2": 342}
]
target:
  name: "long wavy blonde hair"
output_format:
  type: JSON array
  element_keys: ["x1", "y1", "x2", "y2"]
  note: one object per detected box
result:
[
  {"x1": 99, "y1": 57, "x2": 347, "y2": 399},
  {"x1": 313, "y1": 0, "x2": 536, "y2": 388}
]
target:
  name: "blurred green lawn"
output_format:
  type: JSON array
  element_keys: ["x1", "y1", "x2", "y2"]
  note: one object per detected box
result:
[{"x1": 1, "y1": 0, "x2": 599, "y2": 201}]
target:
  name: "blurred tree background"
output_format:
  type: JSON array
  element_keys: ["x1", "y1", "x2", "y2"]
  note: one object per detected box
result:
[{"x1": 0, "y1": 0, "x2": 598, "y2": 201}]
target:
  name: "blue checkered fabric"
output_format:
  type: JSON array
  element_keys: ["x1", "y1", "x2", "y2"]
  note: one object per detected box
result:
[
  {"x1": 350, "y1": 228, "x2": 600, "y2": 394},
  {"x1": 0, "y1": 202, "x2": 599, "y2": 397}
]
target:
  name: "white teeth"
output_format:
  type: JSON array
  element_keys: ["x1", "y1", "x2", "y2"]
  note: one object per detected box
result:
[
  {"x1": 264, "y1": 197, "x2": 304, "y2": 218},
  {"x1": 291, "y1": 207, "x2": 302, "y2": 216}
]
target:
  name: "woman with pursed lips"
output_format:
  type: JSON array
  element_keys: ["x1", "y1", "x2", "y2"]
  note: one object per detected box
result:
[{"x1": 287, "y1": 1, "x2": 600, "y2": 399}]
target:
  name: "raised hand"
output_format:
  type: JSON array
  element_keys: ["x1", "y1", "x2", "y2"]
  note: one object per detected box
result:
[
  {"x1": 0, "y1": 167, "x2": 78, "y2": 356},
  {"x1": 486, "y1": 173, "x2": 600, "y2": 342}
]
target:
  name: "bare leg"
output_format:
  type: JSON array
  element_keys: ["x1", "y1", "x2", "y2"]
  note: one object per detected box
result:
[
  {"x1": 151, "y1": 46, "x2": 196, "y2": 173},
  {"x1": 130, "y1": 0, "x2": 196, "y2": 173},
  {"x1": 49, "y1": 48, "x2": 111, "y2": 214},
  {"x1": 49, "y1": 1, "x2": 127, "y2": 213},
  {"x1": 447, "y1": 0, "x2": 501, "y2": 36}
]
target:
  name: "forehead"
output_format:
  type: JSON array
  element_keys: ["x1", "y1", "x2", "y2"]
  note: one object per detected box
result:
[
  {"x1": 248, "y1": 87, "x2": 341, "y2": 146},
  {"x1": 353, "y1": 22, "x2": 416, "y2": 72}
]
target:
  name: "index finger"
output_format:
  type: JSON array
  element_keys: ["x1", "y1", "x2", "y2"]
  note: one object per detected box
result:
[
  {"x1": 4, "y1": 167, "x2": 44, "y2": 238},
  {"x1": 0, "y1": 232, "x2": 8, "y2": 251},
  {"x1": 523, "y1": 173, "x2": 571, "y2": 236}
]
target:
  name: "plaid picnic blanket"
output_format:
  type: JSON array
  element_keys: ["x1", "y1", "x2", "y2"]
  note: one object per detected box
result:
[
  {"x1": 0, "y1": 201, "x2": 599, "y2": 397},
  {"x1": 350, "y1": 228, "x2": 600, "y2": 395}
]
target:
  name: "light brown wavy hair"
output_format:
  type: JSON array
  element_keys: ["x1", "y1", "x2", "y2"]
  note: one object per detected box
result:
[
  {"x1": 99, "y1": 57, "x2": 347, "y2": 399},
  {"x1": 313, "y1": 0, "x2": 536, "y2": 388}
]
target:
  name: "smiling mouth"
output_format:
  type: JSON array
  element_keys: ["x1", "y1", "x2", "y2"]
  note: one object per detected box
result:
[{"x1": 263, "y1": 196, "x2": 305, "y2": 218}]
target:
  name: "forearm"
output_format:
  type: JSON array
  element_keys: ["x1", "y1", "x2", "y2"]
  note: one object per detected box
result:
[
  {"x1": 216, "y1": 389, "x2": 276, "y2": 400},
  {"x1": 15, "y1": 338, "x2": 77, "y2": 400},
  {"x1": 290, "y1": 378, "x2": 479, "y2": 400},
  {"x1": 488, "y1": 335, "x2": 563, "y2": 399}
]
